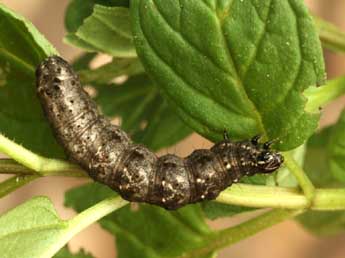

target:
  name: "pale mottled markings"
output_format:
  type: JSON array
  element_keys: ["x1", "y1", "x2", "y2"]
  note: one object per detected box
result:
[{"x1": 36, "y1": 56, "x2": 284, "y2": 210}]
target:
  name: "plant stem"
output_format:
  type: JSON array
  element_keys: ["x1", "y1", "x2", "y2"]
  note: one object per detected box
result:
[
  {"x1": 44, "y1": 196, "x2": 128, "y2": 258},
  {"x1": 0, "y1": 134, "x2": 86, "y2": 176},
  {"x1": 217, "y1": 184, "x2": 345, "y2": 210},
  {"x1": 283, "y1": 152, "x2": 315, "y2": 205},
  {"x1": 67, "y1": 196, "x2": 128, "y2": 234},
  {"x1": 304, "y1": 76, "x2": 345, "y2": 112},
  {"x1": 0, "y1": 159, "x2": 34, "y2": 175},
  {"x1": 177, "y1": 209, "x2": 301, "y2": 258},
  {"x1": 0, "y1": 158, "x2": 87, "y2": 177},
  {"x1": 315, "y1": 16, "x2": 345, "y2": 53},
  {"x1": 0, "y1": 175, "x2": 39, "y2": 198}
]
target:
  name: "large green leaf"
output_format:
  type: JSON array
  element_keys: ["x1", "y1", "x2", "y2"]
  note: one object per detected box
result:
[
  {"x1": 0, "y1": 4, "x2": 64, "y2": 158},
  {"x1": 65, "y1": 5, "x2": 135, "y2": 57},
  {"x1": 130, "y1": 0, "x2": 325, "y2": 150},
  {"x1": 65, "y1": 183, "x2": 215, "y2": 258},
  {"x1": 95, "y1": 74, "x2": 192, "y2": 150}
]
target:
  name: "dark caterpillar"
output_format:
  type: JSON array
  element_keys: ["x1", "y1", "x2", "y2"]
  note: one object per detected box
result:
[{"x1": 36, "y1": 56, "x2": 283, "y2": 210}]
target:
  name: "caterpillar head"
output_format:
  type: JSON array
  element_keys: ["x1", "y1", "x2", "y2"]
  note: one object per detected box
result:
[
  {"x1": 240, "y1": 136, "x2": 284, "y2": 175},
  {"x1": 211, "y1": 134, "x2": 283, "y2": 179},
  {"x1": 255, "y1": 149, "x2": 283, "y2": 173}
]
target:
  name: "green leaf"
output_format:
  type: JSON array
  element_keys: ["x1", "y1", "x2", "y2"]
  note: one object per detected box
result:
[
  {"x1": 0, "y1": 4, "x2": 64, "y2": 158},
  {"x1": 303, "y1": 127, "x2": 336, "y2": 188},
  {"x1": 65, "y1": 5, "x2": 136, "y2": 57},
  {"x1": 95, "y1": 75, "x2": 192, "y2": 150},
  {"x1": 298, "y1": 211, "x2": 345, "y2": 236},
  {"x1": 54, "y1": 247, "x2": 94, "y2": 258},
  {"x1": 305, "y1": 110, "x2": 345, "y2": 185},
  {"x1": 65, "y1": 0, "x2": 129, "y2": 33},
  {"x1": 299, "y1": 118, "x2": 345, "y2": 236},
  {"x1": 65, "y1": 183, "x2": 215, "y2": 258},
  {"x1": 0, "y1": 196, "x2": 68, "y2": 258},
  {"x1": 327, "y1": 110, "x2": 345, "y2": 183},
  {"x1": 130, "y1": 0, "x2": 325, "y2": 150},
  {"x1": 72, "y1": 52, "x2": 98, "y2": 71},
  {"x1": 0, "y1": 194, "x2": 127, "y2": 258}
]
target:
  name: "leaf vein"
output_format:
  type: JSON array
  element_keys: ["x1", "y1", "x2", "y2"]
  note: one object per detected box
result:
[
  {"x1": 0, "y1": 48, "x2": 35, "y2": 74},
  {"x1": 0, "y1": 223, "x2": 67, "y2": 241},
  {"x1": 214, "y1": 1, "x2": 267, "y2": 136},
  {"x1": 139, "y1": 2, "x2": 250, "y2": 119},
  {"x1": 92, "y1": 14, "x2": 132, "y2": 40},
  {"x1": 242, "y1": 0, "x2": 273, "y2": 78},
  {"x1": 152, "y1": 0, "x2": 232, "y2": 77}
]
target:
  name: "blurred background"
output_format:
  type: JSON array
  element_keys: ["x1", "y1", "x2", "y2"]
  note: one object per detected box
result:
[{"x1": 1, "y1": 1, "x2": 345, "y2": 257}]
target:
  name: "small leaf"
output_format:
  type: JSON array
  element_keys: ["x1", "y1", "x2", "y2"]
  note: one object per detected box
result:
[
  {"x1": 65, "y1": 0, "x2": 129, "y2": 33},
  {"x1": 95, "y1": 75, "x2": 192, "y2": 150},
  {"x1": 298, "y1": 211, "x2": 345, "y2": 236},
  {"x1": 304, "y1": 126, "x2": 337, "y2": 187},
  {"x1": 0, "y1": 196, "x2": 68, "y2": 258},
  {"x1": 0, "y1": 194, "x2": 126, "y2": 258},
  {"x1": 327, "y1": 110, "x2": 345, "y2": 182},
  {"x1": 299, "y1": 119, "x2": 345, "y2": 236},
  {"x1": 65, "y1": 5, "x2": 136, "y2": 57},
  {"x1": 130, "y1": 0, "x2": 325, "y2": 150},
  {"x1": 306, "y1": 110, "x2": 345, "y2": 184},
  {"x1": 72, "y1": 52, "x2": 98, "y2": 71},
  {"x1": 65, "y1": 183, "x2": 215, "y2": 258},
  {"x1": 54, "y1": 246, "x2": 94, "y2": 258},
  {"x1": 0, "y1": 4, "x2": 64, "y2": 157}
]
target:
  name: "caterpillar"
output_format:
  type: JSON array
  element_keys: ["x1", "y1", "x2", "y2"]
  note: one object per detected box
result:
[{"x1": 36, "y1": 56, "x2": 283, "y2": 210}]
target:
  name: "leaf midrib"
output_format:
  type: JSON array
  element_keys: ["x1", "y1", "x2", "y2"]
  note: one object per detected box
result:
[
  {"x1": 210, "y1": 0, "x2": 267, "y2": 136},
  {"x1": 150, "y1": 0, "x2": 267, "y2": 135}
]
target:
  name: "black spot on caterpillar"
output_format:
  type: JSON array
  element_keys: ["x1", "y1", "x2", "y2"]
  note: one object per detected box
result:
[{"x1": 36, "y1": 56, "x2": 284, "y2": 210}]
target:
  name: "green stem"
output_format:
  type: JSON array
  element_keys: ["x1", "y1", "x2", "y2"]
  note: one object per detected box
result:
[
  {"x1": 0, "y1": 175, "x2": 39, "y2": 198},
  {"x1": 315, "y1": 16, "x2": 345, "y2": 53},
  {"x1": 44, "y1": 196, "x2": 128, "y2": 258},
  {"x1": 0, "y1": 159, "x2": 34, "y2": 175},
  {"x1": 177, "y1": 209, "x2": 301, "y2": 258},
  {"x1": 283, "y1": 152, "x2": 315, "y2": 205},
  {"x1": 67, "y1": 196, "x2": 128, "y2": 234},
  {"x1": 0, "y1": 134, "x2": 86, "y2": 176},
  {"x1": 0, "y1": 158, "x2": 86, "y2": 177},
  {"x1": 216, "y1": 184, "x2": 345, "y2": 210},
  {"x1": 304, "y1": 76, "x2": 345, "y2": 113}
]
